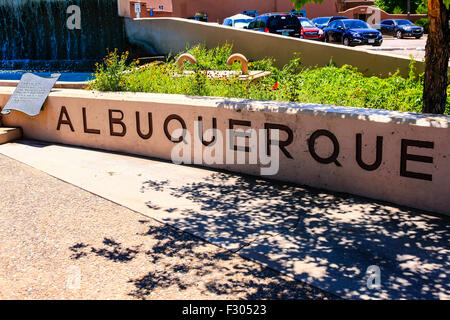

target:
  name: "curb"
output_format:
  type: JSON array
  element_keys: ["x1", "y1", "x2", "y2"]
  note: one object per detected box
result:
[{"x1": 367, "y1": 47, "x2": 425, "y2": 51}]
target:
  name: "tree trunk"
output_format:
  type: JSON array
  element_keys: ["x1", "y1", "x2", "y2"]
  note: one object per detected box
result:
[{"x1": 422, "y1": 0, "x2": 449, "y2": 114}]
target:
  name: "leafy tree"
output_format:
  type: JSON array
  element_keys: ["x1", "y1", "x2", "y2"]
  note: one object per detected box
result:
[
  {"x1": 393, "y1": 5, "x2": 404, "y2": 13},
  {"x1": 292, "y1": 0, "x2": 449, "y2": 114},
  {"x1": 423, "y1": 0, "x2": 449, "y2": 113},
  {"x1": 374, "y1": 0, "x2": 422, "y2": 13},
  {"x1": 416, "y1": 0, "x2": 429, "y2": 13}
]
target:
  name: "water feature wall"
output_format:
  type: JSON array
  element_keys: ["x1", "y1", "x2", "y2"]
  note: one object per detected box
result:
[{"x1": 0, "y1": 0, "x2": 127, "y2": 70}]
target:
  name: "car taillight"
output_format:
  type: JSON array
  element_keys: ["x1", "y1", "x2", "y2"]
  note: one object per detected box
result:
[
  {"x1": 264, "y1": 27, "x2": 269, "y2": 33},
  {"x1": 300, "y1": 29, "x2": 304, "y2": 36}
]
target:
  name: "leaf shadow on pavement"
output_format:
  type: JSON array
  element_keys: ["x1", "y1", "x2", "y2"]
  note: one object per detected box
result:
[
  {"x1": 69, "y1": 223, "x2": 336, "y2": 300},
  {"x1": 141, "y1": 172, "x2": 315, "y2": 251},
  {"x1": 70, "y1": 171, "x2": 449, "y2": 299},
  {"x1": 139, "y1": 171, "x2": 450, "y2": 299}
]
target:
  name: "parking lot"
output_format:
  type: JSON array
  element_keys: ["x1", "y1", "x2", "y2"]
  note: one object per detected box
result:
[{"x1": 359, "y1": 35, "x2": 427, "y2": 60}]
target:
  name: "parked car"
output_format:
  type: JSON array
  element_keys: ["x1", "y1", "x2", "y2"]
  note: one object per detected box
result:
[
  {"x1": 246, "y1": 13, "x2": 301, "y2": 37},
  {"x1": 377, "y1": 19, "x2": 424, "y2": 39},
  {"x1": 312, "y1": 16, "x2": 349, "y2": 29},
  {"x1": 324, "y1": 19, "x2": 383, "y2": 46},
  {"x1": 242, "y1": 10, "x2": 258, "y2": 18},
  {"x1": 223, "y1": 14, "x2": 254, "y2": 29},
  {"x1": 298, "y1": 17, "x2": 324, "y2": 40}
]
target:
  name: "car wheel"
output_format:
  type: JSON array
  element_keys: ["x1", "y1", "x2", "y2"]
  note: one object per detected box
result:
[
  {"x1": 343, "y1": 37, "x2": 350, "y2": 46},
  {"x1": 415, "y1": 35, "x2": 422, "y2": 39},
  {"x1": 324, "y1": 34, "x2": 330, "y2": 43},
  {"x1": 396, "y1": 30, "x2": 403, "y2": 39}
]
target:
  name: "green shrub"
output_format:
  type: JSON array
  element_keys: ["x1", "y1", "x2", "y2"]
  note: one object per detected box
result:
[
  {"x1": 88, "y1": 45, "x2": 449, "y2": 115},
  {"x1": 89, "y1": 49, "x2": 137, "y2": 91},
  {"x1": 393, "y1": 6, "x2": 403, "y2": 14},
  {"x1": 416, "y1": 0, "x2": 428, "y2": 14},
  {"x1": 415, "y1": 18, "x2": 429, "y2": 33},
  {"x1": 174, "y1": 43, "x2": 240, "y2": 71}
]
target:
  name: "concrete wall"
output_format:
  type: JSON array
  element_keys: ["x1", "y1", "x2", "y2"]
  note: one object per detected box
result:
[
  {"x1": 170, "y1": 0, "x2": 296, "y2": 22},
  {"x1": 341, "y1": 6, "x2": 428, "y2": 23},
  {"x1": 118, "y1": 0, "x2": 131, "y2": 18},
  {"x1": 0, "y1": 80, "x2": 87, "y2": 90},
  {"x1": 125, "y1": 17, "x2": 433, "y2": 78},
  {"x1": 123, "y1": 0, "x2": 298, "y2": 21},
  {"x1": 1, "y1": 87, "x2": 449, "y2": 215},
  {"x1": 121, "y1": 0, "x2": 370, "y2": 21},
  {"x1": 302, "y1": 0, "x2": 341, "y2": 18},
  {"x1": 120, "y1": 1, "x2": 426, "y2": 22},
  {"x1": 128, "y1": 0, "x2": 173, "y2": 18}
]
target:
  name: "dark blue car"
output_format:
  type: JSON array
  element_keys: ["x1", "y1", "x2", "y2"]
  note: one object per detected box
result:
[
  {"x1": 324, "y1": 19, "x2": 382, "y2": 47},
  {"x1": 377, "y1": 19, "x2": 423, "y2": 39}
]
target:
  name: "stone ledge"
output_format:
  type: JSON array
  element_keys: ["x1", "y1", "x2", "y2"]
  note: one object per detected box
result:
[
  {"x1": 0, "y1": 127, "x2": 22, "y2": 145},
  {"x1": 0, "y1": 80, "x2": 88, "y2": 89},
  {"x1": 0, "y1": 86, "x2": 448, "y2": 128}
]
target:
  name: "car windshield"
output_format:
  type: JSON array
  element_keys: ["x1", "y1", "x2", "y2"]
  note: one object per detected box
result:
[
  {"x1": 234, "y1": 19, "x2": 253, "y2": 24},
  {"x1": 300, "y1": 19, "x2": 315, "y2": 27},
  {"x1": 343, "y1": 20, "x2": 369, "y2": 29},
  {"x1": 313, "y1": 17, "x2": 329, "y2": 24},
  {"x1": 396, "y1": 20, "x2": 414, "y2": 26},
  {"x1": 332, "y1": 17, "x2": 348, "y2": 21},
  {"x1": 269, "y1": 15, "x2": 299, "y2": 28}
]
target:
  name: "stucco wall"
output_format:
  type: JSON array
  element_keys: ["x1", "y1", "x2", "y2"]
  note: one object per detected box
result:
[
  {"x1": 121, "y1": 0, "x2": 344, "y2": 21},
  {"x1": 125, "y1": 17, "x2": 434, "y2": 78},
  {"x1": 169, "y1": 0, "x2": 296, "y2": 22},
  {"x1": 301, "y1": 0, "x2": 340, "y2": 18},
  {"x1": 119, "y1": 0, "x2": 426, "y2": 22},
  {"x1": 1, "y1": 87, "x2": 449, "y2": 215},
  {"x1": 118, "y1": 0, "x2": 131, "y2": 18},
  {"x1": 340, "y1": 5, "x2": 428, "y2": 23}
]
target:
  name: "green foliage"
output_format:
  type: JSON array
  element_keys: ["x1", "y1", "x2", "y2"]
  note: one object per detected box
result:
[
  {"x1": 89, "y1": 45, "x2": 449, "y2": 115},
  {"x1": 89, "y1": 49, "x2": 137, "y2": 92},
  {"x1": 291, "y1": 0, "x2": 323, "y2": 9},
  {"x1": 415, "y1": 18, "x2": 429, "y2": 33},
  {"x1": 375, "y1": 0, "x2": 423, "y2": 13},
  {"x1": 416, "y1": 0, "x2": 428, "y2": 14},
  {"x1": 445, "y1": 0, "x2": 450, "y2": 9},
  {"x1": 174, "y1": 43, "x2": 241, "y2": 71},
  {"x1": 393, "y1": 5, "x2": 403, "y2": 14}
]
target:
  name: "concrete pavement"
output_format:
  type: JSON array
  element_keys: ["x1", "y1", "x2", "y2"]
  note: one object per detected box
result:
[
  {"x1": 0, "y1": 151, "x2": 332, "y2": 299},
  {"x1": 0, "y1": 140, "x2": 448, "y2": 299},
  {"x1": 360, "y1": 37, "x2": 427, "y2": 61}
]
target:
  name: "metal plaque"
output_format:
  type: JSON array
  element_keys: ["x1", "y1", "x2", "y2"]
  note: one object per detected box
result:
[{"x1": 1, "y1": 73, "x2": 60, "y2": 117}]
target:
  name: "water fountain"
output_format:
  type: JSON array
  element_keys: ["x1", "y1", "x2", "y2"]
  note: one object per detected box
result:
[{"x1": 0, "y1": 0, "x2": 127, "y2": 79}]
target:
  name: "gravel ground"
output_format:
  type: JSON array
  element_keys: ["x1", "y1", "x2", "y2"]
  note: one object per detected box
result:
[{"x1": 0, "y1": 154, "x2": 335, "y2": 300}]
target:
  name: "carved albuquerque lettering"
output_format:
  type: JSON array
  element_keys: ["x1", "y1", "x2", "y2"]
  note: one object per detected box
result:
[{"x1": 56, "y1": 106, "x2": 435, "y2": 181}]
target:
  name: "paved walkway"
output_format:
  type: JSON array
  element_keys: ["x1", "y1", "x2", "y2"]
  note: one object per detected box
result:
[
  {"x1": 0, "y1": 141, "x2": 448, "y2": 299},
  {"x1": 361, "y1": 37, "x2": 427, "y2": 61},
  {"x1": 0, "y1": 151, "x2": 332, "y2": 299}
]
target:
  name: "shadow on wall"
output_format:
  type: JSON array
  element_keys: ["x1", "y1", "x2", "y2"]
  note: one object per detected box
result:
[{"x1": 213, "y1": 98, "x2": 447, "y2": 127}]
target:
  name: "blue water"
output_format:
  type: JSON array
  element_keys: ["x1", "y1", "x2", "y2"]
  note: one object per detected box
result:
[{"x1": 0, "y1": 71, "x2": 93, "y2": 82}]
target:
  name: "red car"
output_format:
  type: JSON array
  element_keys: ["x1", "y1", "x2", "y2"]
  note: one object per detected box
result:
[{"x1": 298, "y1": 17, "x2": 324, "y2": 40}]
